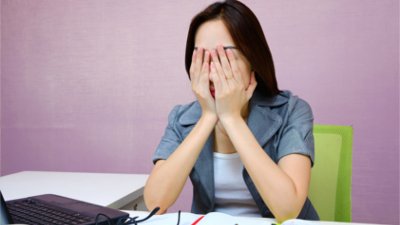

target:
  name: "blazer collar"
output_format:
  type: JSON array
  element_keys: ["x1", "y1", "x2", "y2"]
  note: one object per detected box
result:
[{"x1": 250, "y1": 90, "x2": 290, "y2": 108}]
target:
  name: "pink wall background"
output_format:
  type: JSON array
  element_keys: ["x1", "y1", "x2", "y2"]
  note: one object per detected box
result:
[{"x1": 1, "y1": 1, "x2": 398, "y2": 224}]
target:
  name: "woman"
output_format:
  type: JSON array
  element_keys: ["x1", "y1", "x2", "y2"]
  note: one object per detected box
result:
[{"x1": 144, "y1": 0, "x2": 319, "y2": 222}]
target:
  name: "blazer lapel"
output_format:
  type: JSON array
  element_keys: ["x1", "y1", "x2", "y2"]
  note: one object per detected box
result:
[
  {"x1": 247, "y1": 105, "x2": 283, "y2": 148},
  {"x1": 179, "y1": 102, "x2": 215, "y2": 208},
  {"x1": 247, "y1": 90, "x2": 290, "y2": 148},
  {"x1": 193, "y1": 134, "x2": 215, "y2": 208}
]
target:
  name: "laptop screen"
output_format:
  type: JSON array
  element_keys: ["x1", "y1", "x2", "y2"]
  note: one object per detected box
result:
[{"x1": 0, "y1": 190, "x2": 13, "y2": 224}]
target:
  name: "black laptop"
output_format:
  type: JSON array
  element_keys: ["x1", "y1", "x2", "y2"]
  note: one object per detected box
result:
[{"x1": 0, "y1": 190, "x2": 129, "y2": 225}]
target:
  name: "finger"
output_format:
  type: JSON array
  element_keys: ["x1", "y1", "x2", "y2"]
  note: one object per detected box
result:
[
  {"x1": 210, "y1": 61, "x2": 221, "y2": 96},
  {"x1": 210, "y1": 49, "x2": 227, "y2": 81},
  {"x1": 189, "y1": 49, "x2": 197, "y2": 80},
  {"x1": 192, "y1": 48, "x2": 196, "y2": 62},
  {"x1": 192, "y1": 48, "x2": 204, "y2": 84},
  {"x1": 211, "y1": 49, "x2": 232, "y2": 89},
  {"x1": 200, "y1": 51, "x2": 210, "y2": 87},
  {"x1": 246, "y1": 71, "x2": 258, "y2": 100},
  {"x1": 226, "y1": 48, "x2": 242, "y2": 84},
  {"x1": 200, "y1": 70, "x2": 210, "y2": 96},
  {"x1": 201, "y1": 50, "x2": 211, "y2": 73},
  {"x1": 196, "y1": 47, "x2": 204, "y2": 69},
  {"x1": 211, "y1": 58, "x2": 229, "y2": 91},
  {"x1": 216, "y1": 45, "x2": 234, "y2": 80}
]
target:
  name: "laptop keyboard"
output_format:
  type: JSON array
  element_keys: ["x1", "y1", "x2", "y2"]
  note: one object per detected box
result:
[{"x1": 7, "y1": 198, "x2": 93, "y2": 225}]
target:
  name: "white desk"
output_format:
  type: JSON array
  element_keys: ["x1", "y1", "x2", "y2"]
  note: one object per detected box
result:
[
  {"x1": 124, "y1": 211, "x2": 385, "y2": 225},
  {"x1": 0, "y1": 171, "x2": 148, "y2": 210}
]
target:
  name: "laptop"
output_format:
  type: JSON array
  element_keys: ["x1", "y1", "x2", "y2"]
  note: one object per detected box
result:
[{"x1": 0, "y1": 190, "x2": 129, "y2": 225}]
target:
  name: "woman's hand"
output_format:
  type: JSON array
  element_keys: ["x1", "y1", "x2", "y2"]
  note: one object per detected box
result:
[
  {"x1": 189, "y1": 48, "x2": 217, "y2": 119},
  {"x1": 210, "y1": 45, "x2": 257, "y2": 122}
]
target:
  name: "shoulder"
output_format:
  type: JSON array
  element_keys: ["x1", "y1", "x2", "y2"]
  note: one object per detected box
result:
[
  {"x1": 271, "y1": 91, "x2": 315, "y2": 163},
  {"x1": 275, "y1": 91, "x2": 314, "y2": 140},
  {"x1": 283, "y1": 91, "x2": 313, "y2": 122}
]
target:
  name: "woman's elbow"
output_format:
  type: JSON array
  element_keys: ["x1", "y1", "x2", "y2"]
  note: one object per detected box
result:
[
  {"x1": 143, "y1": 188, "x2": 169, "y2": 214},
  {"x1": 275, "y1": 212, "x2": 298, "y2": 224},
  {"x1": 143, "y1": 195, "x2": 168, "y2": 214},
  {"x1": 274, "y1": 204, "x2": 303, "y2": 223}
]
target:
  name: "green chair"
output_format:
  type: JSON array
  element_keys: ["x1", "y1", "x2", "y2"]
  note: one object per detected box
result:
[{"x1": 309, "y1": 125, "x2": 353, "y2": 222}]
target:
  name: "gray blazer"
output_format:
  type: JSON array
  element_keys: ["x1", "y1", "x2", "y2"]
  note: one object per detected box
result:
[{"x1": 153, "y1": 90, "x2": 319, "y2": 220}]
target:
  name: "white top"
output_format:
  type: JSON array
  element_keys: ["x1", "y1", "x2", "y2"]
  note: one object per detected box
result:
[{"x1": 213, "y1": 152, "x2": 260, "y2": 217}]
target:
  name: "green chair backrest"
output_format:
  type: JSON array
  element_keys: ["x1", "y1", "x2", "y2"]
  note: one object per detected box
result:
[{"x1": 309, "y1": 125, "x2": 353, "y2": 222}]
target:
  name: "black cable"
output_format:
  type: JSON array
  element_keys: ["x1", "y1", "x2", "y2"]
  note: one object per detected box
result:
[
  {"x1": 117, "y1": 216, "x2": 137, "y2": 225},
  {"x1": 95, "y1": 213, "x2": 112, "y2": 225},
  {"x1": 134, "y1": 207, "x2": 160, "y2": 223},
  {"x1": 95, "y1": 207, "x2": 161, "y2": 225},
  {"x1": 114, "y1": 207, "x2": 160, "y2": 225},
  {"x1": 176, "y1": 210, "x2": 181, "y2": 225},
  {"x1": 119, "y1": 217, "x2": 137, "y2": 225}
]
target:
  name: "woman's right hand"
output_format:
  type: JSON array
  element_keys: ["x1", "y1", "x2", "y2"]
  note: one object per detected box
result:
[{"x1": 189, "y1": 48, "x2": 217, "y2": 118}]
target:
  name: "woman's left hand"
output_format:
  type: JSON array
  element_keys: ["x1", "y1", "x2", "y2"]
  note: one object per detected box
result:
[{"x1": 210, "y1": 45, "x2": 257, "y2": 122}]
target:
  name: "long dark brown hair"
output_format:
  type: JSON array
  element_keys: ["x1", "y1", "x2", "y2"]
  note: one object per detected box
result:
[{"x1": 185, "y1": 0, "x2": 279, "y2": 97}]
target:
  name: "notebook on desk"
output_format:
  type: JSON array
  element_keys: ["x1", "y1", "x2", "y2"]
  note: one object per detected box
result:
[{"x1": 0, "y1": 190, "x2": 129, "y2": 225}]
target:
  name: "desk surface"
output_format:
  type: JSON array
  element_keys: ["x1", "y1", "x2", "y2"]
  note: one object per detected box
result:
[
  {"x1": 124, "y1": 211, "x2": 385, "y2": 225},
  {"x1": 0, "y1": 171, "x2": 148, "y2": 209}
]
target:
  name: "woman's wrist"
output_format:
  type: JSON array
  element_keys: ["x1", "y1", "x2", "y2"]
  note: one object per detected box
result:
[
  {"x1": 200, "y1": 111, "x2": 219, "y2": 124},
  {"x1": 219, "y1": 113, "x2": 245, "y2": 127}
]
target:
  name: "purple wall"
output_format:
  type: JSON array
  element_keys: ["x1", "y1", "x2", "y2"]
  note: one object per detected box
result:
[{"x1": 1, "y1": 1, "x2": 398, "y2": 224}]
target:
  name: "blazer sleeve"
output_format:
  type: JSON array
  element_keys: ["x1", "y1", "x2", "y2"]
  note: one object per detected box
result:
[
  {"x1": 276, "y1": 98, "x2": 315, "y2": 166},
  {"x1": 152, "y1": 105, "x2": 183, "y2": 164}
]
